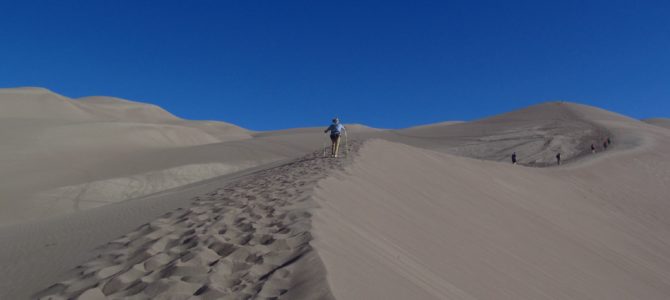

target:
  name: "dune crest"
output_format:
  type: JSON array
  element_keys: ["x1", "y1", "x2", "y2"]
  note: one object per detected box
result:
[
  {"x1": 386, "y1": 101, "x2": 624, "y2": 166},
  {"x1": 3, "y1": 87, "x2": 669, "y2": 299},
  {"x1": 33, "y1": 148, "x2": 350, "y2": 299},
  {"x1": 313, "y1": 127, "x2": 670, "y2": 299},
  {"x1": 643, "y1": 118, "x2": 670, "y2": 129},
  {"x1": 0, "y1": 88, "x2": 319, "y2": 225}
]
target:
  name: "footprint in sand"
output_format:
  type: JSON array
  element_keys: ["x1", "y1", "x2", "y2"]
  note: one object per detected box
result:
[{"x1": 34, "y1": 143, "x2": 359, "y2": 299}]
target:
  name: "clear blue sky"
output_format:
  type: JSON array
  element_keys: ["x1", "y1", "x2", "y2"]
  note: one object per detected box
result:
[{"x1": 1, "y1": 1, "x2": 669, "y2": 130}]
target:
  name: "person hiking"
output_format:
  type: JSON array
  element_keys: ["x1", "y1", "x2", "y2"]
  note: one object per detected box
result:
[
  {"x1": 324, "y1": 118, "x2": 346, "y2": 158},
  {"x1": 591, "y1": 144, "x2": 596, "y2": 153},
  {"x1": 511, "y1": 152, "x2": 517, "y2": 165},
  {"x1": 556, "y1": 152, "x2": 561, "y2": 165},
  {"x1": 603, "y1": 140, "x2": 608, "y2": 150},
  {"x1": 607, "y1": 137, "x2": 611, "y2": 145}
]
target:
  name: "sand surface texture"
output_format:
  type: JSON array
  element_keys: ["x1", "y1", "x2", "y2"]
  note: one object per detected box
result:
[
  {"x1": 33, "y1": 146, "x2": 355, "y2": 299},
  {"x1": 312, "y1": 114, "x2": 670, "y2": 299},
  {"x1": 643, "y1": 118, "x2": 670, "y2": 129},
  {"x1": 0, "y1": 88, "x2": 368, "y2": 225},
  {"x1": 3, "y1": 87, "x2": 670, "y2": 299},
  {"x1": 382, "y1": 102, "x2": 613, "y2": 166}
]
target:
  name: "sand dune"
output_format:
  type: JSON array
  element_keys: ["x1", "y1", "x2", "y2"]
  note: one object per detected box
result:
[
  {"x1": 643, "y1": 118, "x2": 670, "y2": 129},
  {"x1": 2, "y1": 87, "x2": 670, "y2": 299},
  {"x1": 383, "y1": 102, "x2": 616, "y2": 166},
  {"x1": 32, "y1": 148, "x2": 349, "y2": 299},
  {"x1": 313, "y1": 118, "x2": 670, "y2": 299},
  {"x1": 0, "y1": 88, "x2": 333, "y2": 225}
]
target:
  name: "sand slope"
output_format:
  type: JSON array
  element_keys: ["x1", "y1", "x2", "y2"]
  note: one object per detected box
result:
[
  {"x1": 0, "y1": 88, "x2": 347, "y2": 225},
  {"x1": 383, "y1": 102, "x2": 615, "y2": 166},
  {"x1": 32, "y1": 148, "x2": 351, "y2": 300},
  {"x1": 313, "y1": 119, "x2": 670, "y2": 299},
  {"x1": 3, "y1": 87, "x2": 670, "y2": 299},
  {"x1": 643, "y1": 118, "x2": 670, "y2": 129}
]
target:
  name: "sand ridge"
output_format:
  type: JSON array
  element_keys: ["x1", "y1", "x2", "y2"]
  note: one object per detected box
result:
[
  {"x1": 4, "y1": 87, "x2": 669, "y2": 299},
  {"x1": 384, "y1": 102, "x2": 615, "y2": 166},
  {"x1": 312, "y1": 133, "x2": 670, "y2": 299},
  {"x1": 643, "y1": 118, "x2": 670, "y2": 129},
  {"x1": 0, "y1": 87, "x2": 340, "y2": 225},
  {"x1": 34, "y1": 144, "x2": 357, "y2": 300}
]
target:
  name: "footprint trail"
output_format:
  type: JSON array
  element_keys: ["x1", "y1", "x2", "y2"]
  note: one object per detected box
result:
[{"x1": 35, "y1": 143, "x2": 358, "y2": 300}]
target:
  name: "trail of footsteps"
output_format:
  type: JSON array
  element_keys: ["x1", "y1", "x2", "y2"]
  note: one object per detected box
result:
[{"x1": 35, "y1": 143, "x2": 357, "y2": 300}]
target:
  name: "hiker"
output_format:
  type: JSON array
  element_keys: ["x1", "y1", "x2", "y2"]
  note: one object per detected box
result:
[
  {"x1": 556, "y1": 152, "x2": 561, "y2": 165},
  {"x1": 511, "y1": 152, "x2": 517, "y2": 164},
  {"x1": 591, "y1": 144, "x2": 596, "y2": 153},
  {"x1": 324, "y1": 118, "x2": 346, "y2": 157},
  {"x1": 603, "y1": 140, "x2": 608, "y2": 150},
  {"x1": 607, "y1": 137, "x2": 611, "y2": 145}
]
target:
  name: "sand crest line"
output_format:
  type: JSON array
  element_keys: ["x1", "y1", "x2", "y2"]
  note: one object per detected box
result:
[{"x1": 34, "y1": 143, "x2": 358, "y2": 300}]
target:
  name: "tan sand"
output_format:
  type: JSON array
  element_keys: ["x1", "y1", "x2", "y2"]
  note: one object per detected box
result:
[
  {"x1": 312, "y1": 112, "x2": 670, "y2": 299},
  {"x1": 30, "y1": 147, "x2": 351, "y2": 299},
  {"x1": 2, "y1": 87, "x2": 670, "y2": 299},
  {"x1": 643, "y1": 118, "x2": 670, "y2": 129},
  {"x1": 380, "y1": 102, "x2": 615, "y2": 166},
  {"x1": 0, "y1": 88, "x2": 367, "y2": 225}
]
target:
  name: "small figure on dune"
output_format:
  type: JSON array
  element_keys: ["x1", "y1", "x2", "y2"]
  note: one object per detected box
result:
[
  {"x1": 324, "y1": 117, "x2": 346, "y2": 158},
  {"x1": 591, "y1": 144, "x2": 596, "y2": 154},
  {"x1": 511, "y1": 152, "x2": 517, "y2": 165},
  {"x1": 556, "y1": 152, "x2": 561, "y2": 165}
]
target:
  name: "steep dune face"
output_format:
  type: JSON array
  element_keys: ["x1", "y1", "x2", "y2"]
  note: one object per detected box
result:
[
  {"x1": 313, "y1": 122, "x2": 670, "y2": 299},
  {"x1": 0, "y1": 88, "x2": 644, "y2": 226},
  {"x1": 2, "y1": 88, "x2": 668, "y2": 299},
  {"x1": 386, "y1": 102, "x2": 616, "y2": 166}
]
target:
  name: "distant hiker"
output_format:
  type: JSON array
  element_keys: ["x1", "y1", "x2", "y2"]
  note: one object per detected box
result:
[
  {"x1": 556, "y1": 152, "x2": 561, "y2": 165},
  {"x1": 603, "y1": 140, "x2": 608, "y2": 150},
  {"x1": 324, "y1": 118, "x2": 346, "y2": 157},
  {"x1": 591, "y1": 144, "x2": 596, "y2": 153},
  {"x1": 511, "y1": 152, "x2": 517, "y2": 164},
  {"x1": 607, "y1": 137, "x2": 611, "y2": 145}
]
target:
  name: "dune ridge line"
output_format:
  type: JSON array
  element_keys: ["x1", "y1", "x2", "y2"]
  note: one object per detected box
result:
[{"x1": 34, "y1": 144, "x2": 359, "y2": 300}]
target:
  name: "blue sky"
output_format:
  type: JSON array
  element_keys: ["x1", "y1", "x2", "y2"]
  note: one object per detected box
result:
[{"x1": 1, "y1": 0, "x2": 669, "y2": 130}]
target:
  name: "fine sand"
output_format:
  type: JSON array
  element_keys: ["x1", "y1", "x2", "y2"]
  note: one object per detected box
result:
[
  {"x1": 0, "y1": 88, "x2": 370, "y2": 225},
  {"x1": 643, "y1": 117, "x2": 670, "y2": 129},
  {"x1": 312, "y1": 113, "x2": 670, "y2": 299},
  {"x1": 32, "y1": 147, "x2": 355, "y2": 299},
  {"x1": 2, "y1": 87, "x2": 670, "y2": 299},
  {"x1": 380, "y1": 102, "x2": 614, "y2": 166}
]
